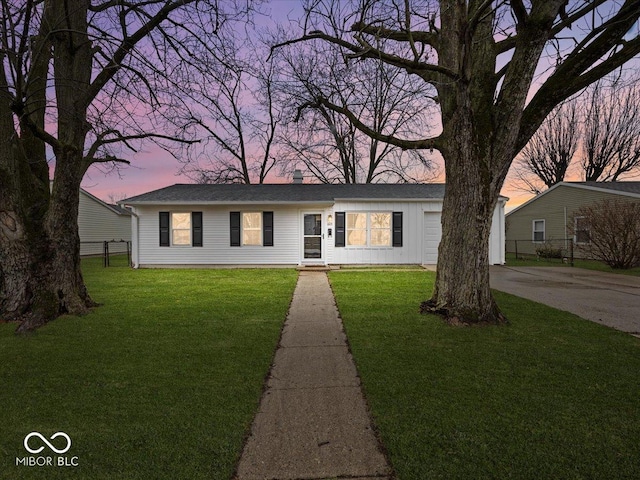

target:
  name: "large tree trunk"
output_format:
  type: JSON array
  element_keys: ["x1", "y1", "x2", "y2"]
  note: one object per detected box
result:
[
  {"x1": 0, "y1": 159, "x2": 95, "y2": 333},
  {"x1": 421, "y1": 160, "x2": 506, "y2": 325},
  {"x1": 0, "y1": 0, "x2": 96, "y2": 333}
]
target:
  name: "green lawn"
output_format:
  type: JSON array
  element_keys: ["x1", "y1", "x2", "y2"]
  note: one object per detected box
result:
[
  {"x1": 506, "y1": 252, "x2": 640, "y2": 276},
  {"x1": 329, "y1": 270, "x2": 640, "y2": 480},
  {"x1": 0, "y1": 259, "x2": 298, "y2": 479}
]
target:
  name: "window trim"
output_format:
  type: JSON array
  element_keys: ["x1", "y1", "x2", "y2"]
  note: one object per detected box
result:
[
  {"x1": 171, "y1": 212, "x2": 192, "y2": 246},
  {"x1": 369, "y1": 212, "x2": 393, "y2": 247},
  {"x1": 346, "y1": 212, "x2": 368, "y2": 247},
  {"x1": 532, "y1": 219, "x2": 545, "y2": 243},
  {"x1": 242, "y1": 212, "x2": 263, "y2": 246}
]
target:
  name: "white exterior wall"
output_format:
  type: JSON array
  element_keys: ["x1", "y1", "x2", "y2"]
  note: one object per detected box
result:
[
  {"x1": 78, "y1": 190, "x2": 131, "y2": 256},
  {"x1": 134, "y1": 204, "x2": 322, "y2": 266},
  {"x1": 131, "y1": 199, "x2": 506, "y2": 266},
  {"x1": 327, "y1": 201, "x2": 441, "y2": 265},
  {"x1": 489, "y1": 200, "x2": 506, "y2": 265}
]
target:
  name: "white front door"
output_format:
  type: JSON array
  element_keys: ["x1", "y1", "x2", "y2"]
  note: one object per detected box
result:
[{"x1": 302, "y1": 213, "x2": 323, "y2": 262}]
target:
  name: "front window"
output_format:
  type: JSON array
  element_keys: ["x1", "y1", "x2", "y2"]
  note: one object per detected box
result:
[
  {"x1": 346, "y1": 212, "x2": 392, "y2": 246},
  {"x1": 243, "y1": 212, "x2": 262, "y2": 245},
  {"x1": 172, "y1": 213, "x2": 191, "y2": 245},
  {"x1": 533, "y1": 219, "x2": 545, "y2": 243},
  {"x1": 370, "y1": 213, "x2": 392, "y2": 246},
  {"x1": 347, "y1": 213, "x2": 367, "y2": 246}
]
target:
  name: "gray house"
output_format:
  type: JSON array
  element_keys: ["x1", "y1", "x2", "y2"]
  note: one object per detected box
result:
[
  {"x1": 79, "y1": 188, "x2": 132, "y2": 256},
  {"x1": 506, "y1": 181, "x2": 640, "y2": 257},
  {"x1": 121, "y1": 183, "x2": 507, "y2": 268}
]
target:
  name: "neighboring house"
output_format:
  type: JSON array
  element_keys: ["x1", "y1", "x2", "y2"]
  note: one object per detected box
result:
[
  {"x1": 506, "y1": 181, "x2": 640, "y2": 257},
  {"x1": 79, "y1": 188, "x2": 132, "y2": 256},
  {"x1": 120, "y1": 183, "x2": 507, "y2": 268}
]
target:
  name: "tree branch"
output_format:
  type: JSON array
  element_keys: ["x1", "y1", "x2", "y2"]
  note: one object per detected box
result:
[{"x1": 300, "y1": 97, "x2": 440, "y2": 152}]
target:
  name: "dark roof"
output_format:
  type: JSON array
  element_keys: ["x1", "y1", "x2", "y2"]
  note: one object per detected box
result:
[
  {"x1": 506, "y1": 181, "x2": 640, "y2": 217},
  {"x1": 567, "y1": 181, "x2": 640, "y2": 195},
  {"x1": 121, "y1": 183, "x2": 448, "y2": 205}
]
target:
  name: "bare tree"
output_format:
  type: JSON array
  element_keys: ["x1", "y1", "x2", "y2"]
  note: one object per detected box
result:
[
  {"x1": 514, "y1": 77, "x2": 640, "y2": 193},
  {"x1": 0, "y1": 0, "x2": 238, "y2": 331},
  {"x1": 275, "y1": 0, "x2": 640, "y2": 325},
  {"x1": 571, "y1": 199, "x2": 640, "y2": 269},
  {"x1": 582, "y1": 79, "x2": 640, "y2": 182},
  {"x1": 173, "y1": 26, "x2": 283, "y2": 185},
  {"x1": 276, "y1": 28, "x2": 438, "y2": 183},
  {"x1": 513, "y1": 100, "x2": 580, "y2": 194}
]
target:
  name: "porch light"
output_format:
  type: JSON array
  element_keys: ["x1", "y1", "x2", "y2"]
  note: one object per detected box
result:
[{"x1": 327, "y1": 214, "x2": 333, "y2": 226}]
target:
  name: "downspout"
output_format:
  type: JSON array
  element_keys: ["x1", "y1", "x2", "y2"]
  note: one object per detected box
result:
[
  {"x1": 564, "y1": 206, "x2": 568, "y2": 250},
  {"x1": 124, "y1": 206, "x2": 140, "y2": 269}
]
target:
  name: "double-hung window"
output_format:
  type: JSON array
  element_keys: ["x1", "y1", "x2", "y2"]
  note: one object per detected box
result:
[
  {"x1": 242, "y1": 212, "x2": 262, "y2": 246},
  {"x1": 370, "y1": 213, "x2": 392, "y2": 246},
  {"x1": 172, "y1": 213, "x2": 191, "y2": 245},
  {"x1": 532, "y1": 219, "x2": 545, "y2": 242},
  {"x1": 159, "y1": 212, "x2": 203, "y2": 247},
  {"x1": 347, "y1": 213, "x2": 368, "y2": 246},
  {"x1": 344, "y1": 212, "x2": 393, "y2": 247},
  {"x1": 574, "y1": 216, "x2": 590, "y2": 244},
  {"x1": 230, "y1": 211, "x2": 274, "y2": 247}
]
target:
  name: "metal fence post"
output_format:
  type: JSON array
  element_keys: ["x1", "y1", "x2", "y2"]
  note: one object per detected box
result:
[{"x1": 570, "y1": 239, "x2": 574, "y2": 267}]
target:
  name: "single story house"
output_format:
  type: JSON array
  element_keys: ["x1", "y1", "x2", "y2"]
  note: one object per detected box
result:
[
  {"x1": 120, "y1": 183, "x2": 507, "y2": 268},
  {"x1": 506, "y1": 181, "x2": 640, "y2": 256},
  {"x1": 79, "y1": 188, "x2": 132, "y2": 256}
]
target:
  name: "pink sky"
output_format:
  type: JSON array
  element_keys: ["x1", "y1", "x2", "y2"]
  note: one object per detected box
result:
[
  {"x1": 80, "y1": 147, "x2": 535, "y2": 209},
  {"x1": 78, "y1": 1, "x2": 633, "y2": 210},
  {"x1": 81, "y1": 150, "x2": 191, "y2": 203}
]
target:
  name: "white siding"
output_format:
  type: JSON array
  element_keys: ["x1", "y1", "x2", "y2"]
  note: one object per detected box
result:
[
  {"x1": 422, "y1": 201, "x2": 506, "y2": 265},
  {"x1": 78, "y1": 190, "x2": 131, "y2": 256},
  {"x1": 132, "y1": 198, "x2": 506, "y2": 266},
  {"x1": 135, "y1": 204, "x2": 303, "y2": 266},
  {"x1": 328, "y1": 201, "x2": 437, "y2": 265},
  {"x1": 489, "y1": 200, "x2": 506, "y2": 265}
]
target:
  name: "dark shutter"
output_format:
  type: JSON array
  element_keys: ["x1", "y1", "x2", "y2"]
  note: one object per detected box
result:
[
  {"x1": 230, "y1": 212, "x2": 241, "y2": 246},
  {"x1": 335, "y1": 212, "x2": 345, "y2": 247},
  {"x1": 263, "y1": 211, "x2": 274, "y2": 247},
  {"x1": 159, "y1": 212, "x2": 170, "y2": 247},
  {"x1": 392, "y1": 212, "x2": 403, "y2": 247},
  {"x1": 192, "y1": 212, "x2": 203, "y2": 247}
]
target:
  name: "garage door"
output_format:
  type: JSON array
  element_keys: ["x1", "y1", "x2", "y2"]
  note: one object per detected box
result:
[{"x1": 423, "y1": 212, "x2": 441, "y2": 264}]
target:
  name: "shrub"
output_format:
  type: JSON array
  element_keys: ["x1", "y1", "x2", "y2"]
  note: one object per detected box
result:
[
  {"x1": 571, "y1": 199, "x2": 640, "y2": 269},
  {"x1": 535, "y1": 243, "x2": 564, "y2": 259}
]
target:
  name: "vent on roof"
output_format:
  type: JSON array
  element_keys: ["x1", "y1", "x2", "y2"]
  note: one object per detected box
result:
[{"x1": 292, "y1": 170, "x2": 304, "y2": 184}]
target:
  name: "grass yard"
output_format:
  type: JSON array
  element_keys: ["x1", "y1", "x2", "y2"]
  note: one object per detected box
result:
[
  {"x1": 0, "y1": 259, "x2": 298, "y2": 479},
  {"x1": 329, "y1": 270, "x2": 640, "y2": 480},
  {"x1": 506, "y1": 252, "x2": 640, "y2": 276}
]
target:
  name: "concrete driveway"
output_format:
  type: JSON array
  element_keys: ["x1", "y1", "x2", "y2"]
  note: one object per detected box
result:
[{"x1": 490, "y1": 266, "x2": 640, "y2": 337}]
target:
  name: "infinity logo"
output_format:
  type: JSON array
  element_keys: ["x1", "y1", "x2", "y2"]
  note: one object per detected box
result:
[{"x1": 24, "y1": 432, "x2": 72, "y2": 454}]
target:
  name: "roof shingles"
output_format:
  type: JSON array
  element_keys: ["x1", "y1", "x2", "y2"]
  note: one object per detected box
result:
[{"x1": 122, "y1": 183, "x2": 448, "y2": 204}]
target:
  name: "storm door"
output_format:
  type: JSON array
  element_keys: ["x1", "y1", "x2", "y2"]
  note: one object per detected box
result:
[{"x1": 303, "y1": 214, "x2": 322, "y2": 260}]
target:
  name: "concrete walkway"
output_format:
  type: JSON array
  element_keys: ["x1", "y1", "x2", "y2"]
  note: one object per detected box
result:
[
  {"x1": 490, "y1": 266, "x2": 640, "y2": 336},
  {"x1": 235, "y1": 271, "x2": 392, "y2": 480}
]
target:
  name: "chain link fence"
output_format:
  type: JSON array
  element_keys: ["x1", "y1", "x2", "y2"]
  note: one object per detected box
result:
[
  {"x1": 81, "y1": 240, "x2": 131, "y2": 267},
  {"x1": 506, "y1": 238, "x2": 575, "y2": 265}
]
